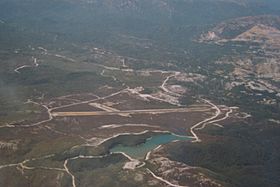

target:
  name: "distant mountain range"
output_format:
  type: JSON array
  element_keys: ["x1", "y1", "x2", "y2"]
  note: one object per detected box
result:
[{"x1": 200, "y1": 15, "x2": 280, "y2": 42}]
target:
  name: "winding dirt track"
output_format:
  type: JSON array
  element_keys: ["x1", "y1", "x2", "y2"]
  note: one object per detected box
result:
[{"x1": 189, "y1": 99, "x2": 221, "y2": 142}]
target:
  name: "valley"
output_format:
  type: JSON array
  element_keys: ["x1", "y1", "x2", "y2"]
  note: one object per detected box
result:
[{"x1": 0, "y1": 0, "x2": 280, "y2": 187}]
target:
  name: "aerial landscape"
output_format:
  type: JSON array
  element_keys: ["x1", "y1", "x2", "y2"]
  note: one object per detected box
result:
[{"x1": 0, "y1": 0, "x2": 279, "y2": 187}]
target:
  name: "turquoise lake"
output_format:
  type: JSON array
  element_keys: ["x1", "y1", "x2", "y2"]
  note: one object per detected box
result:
[{"x1": 110, "y1": 134, "x2": 191, "y2": 159}]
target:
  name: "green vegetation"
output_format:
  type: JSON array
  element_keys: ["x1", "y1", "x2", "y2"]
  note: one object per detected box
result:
[{"x1": 165, "y1": 121, "x2": 280, "y2": 187}]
